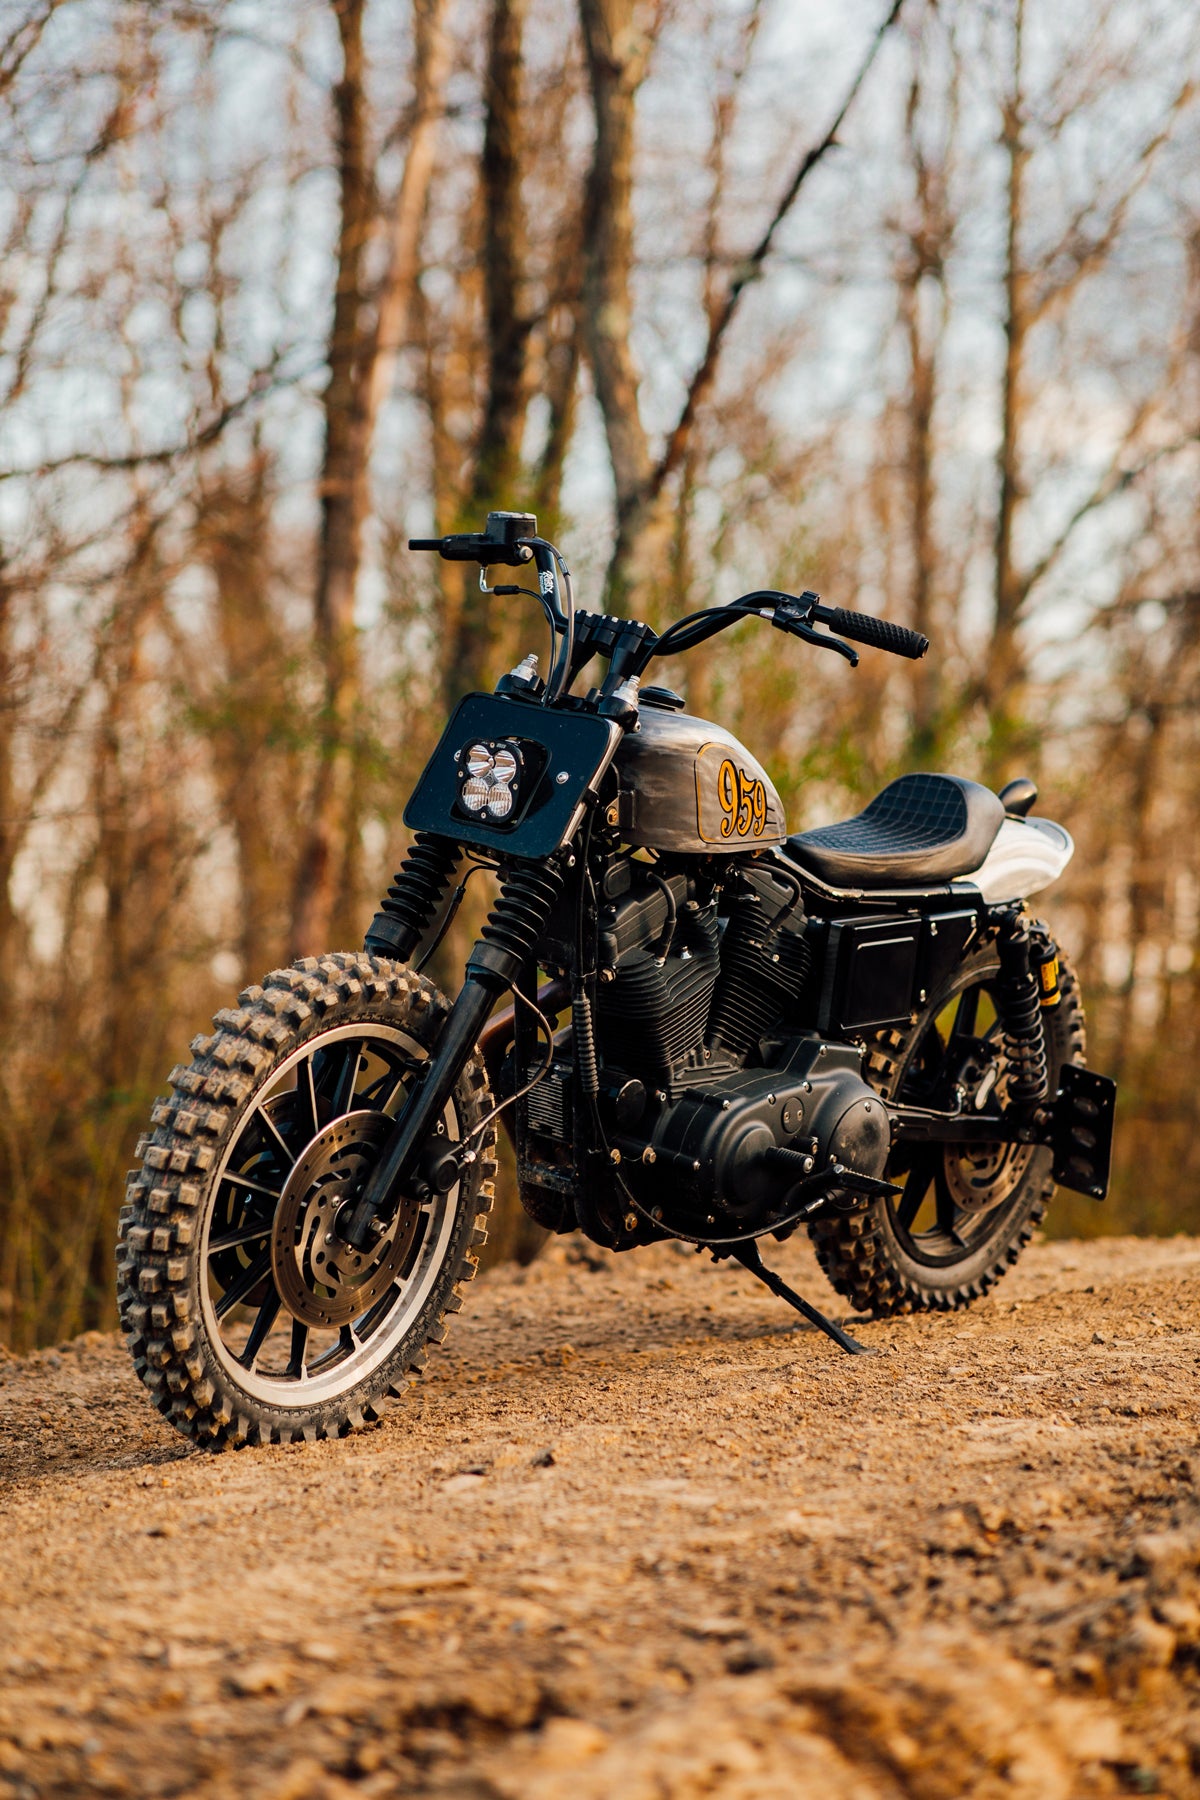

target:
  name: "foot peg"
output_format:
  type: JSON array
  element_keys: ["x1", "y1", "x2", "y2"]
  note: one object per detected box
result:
[{"x1": 730, "y1": 1239, "x2": 874, "y2": 1356}]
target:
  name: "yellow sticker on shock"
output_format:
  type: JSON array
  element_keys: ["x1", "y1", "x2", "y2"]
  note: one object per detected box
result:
[{"x1": 1037, "y1": 954, "x2": 1061, "y2": 1006}]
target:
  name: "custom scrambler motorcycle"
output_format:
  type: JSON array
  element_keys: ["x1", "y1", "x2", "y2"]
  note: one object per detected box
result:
[{"x1": 118, "y1": 513, "x2": 1116, "y2": 1447}]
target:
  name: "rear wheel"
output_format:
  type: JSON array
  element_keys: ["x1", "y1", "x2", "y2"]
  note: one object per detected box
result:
[
  {"x1": 808, "y1": 937, "x2": 1085, "y2": 1317},
  {"x1": 116, "y1": 953, "x2": 495, "y2": 1447}
]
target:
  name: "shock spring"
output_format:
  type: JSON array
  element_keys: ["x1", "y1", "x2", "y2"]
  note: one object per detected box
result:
[{"x1": 995, "y1": 912, "x2": 1049, "y2": 1107}]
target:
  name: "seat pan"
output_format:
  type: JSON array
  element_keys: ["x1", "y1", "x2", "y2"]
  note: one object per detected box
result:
[{"x1": 788, "y1": 773, "x2": 1005, "y2": 888}]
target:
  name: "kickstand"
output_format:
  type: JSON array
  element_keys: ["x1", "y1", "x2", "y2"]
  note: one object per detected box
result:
[{"x1": 730, "y1": 1239, "x2": 875, "y2": 1357}]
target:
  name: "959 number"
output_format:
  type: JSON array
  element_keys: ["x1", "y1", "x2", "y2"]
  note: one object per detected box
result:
[{"x1": 716, "y1": 757, "x2": 767, "y2": 838}]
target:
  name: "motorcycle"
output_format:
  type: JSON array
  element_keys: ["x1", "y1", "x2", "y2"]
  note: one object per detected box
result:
[{"x1": 118, "y1": 511, "x2": 1116, "y2": 1447}]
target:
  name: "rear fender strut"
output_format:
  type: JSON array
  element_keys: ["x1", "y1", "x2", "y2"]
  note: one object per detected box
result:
[{"x1": 887, "y1": 1066, "x2": 1115, "y2": 1201}]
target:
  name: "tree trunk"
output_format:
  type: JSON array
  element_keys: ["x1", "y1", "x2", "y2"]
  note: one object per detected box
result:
[
  {"x1": 290, "y1": 0, "x2": 372, "y2": 958},
  {"x1": 985, "y1": 0, "x2": 1029, "y2": 774},
  {"x1": 443, "y1": 0, "x2": 535, "y2": 710},
  {"x1": 0, "y1": 571, "x2": 20, "y2": 1011},
  {"x1": 293, "y1": 0, "x2": 452, "y2": 954},
  {"x1": 895, "y1": 31, "x2": 954, "y2": 766},
  {"x1": 200, "y1": 459, "x2": 297, "y2": 980},
  {"x1": 578, "y1": 0, "x2": 669, "y2": 614}
]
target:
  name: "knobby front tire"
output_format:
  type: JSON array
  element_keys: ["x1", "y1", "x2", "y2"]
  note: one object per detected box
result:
[{"x1": 116, "y1": 953, "x2": 495, "y2": 1449}]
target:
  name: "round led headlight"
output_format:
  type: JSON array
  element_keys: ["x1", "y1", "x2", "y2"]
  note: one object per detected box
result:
[
  {"x1": 485, "y1": 783, "x2": 514, "y2": 819},
  {"x1": 460, "y1": 775, "x2": 491, "y2": 811},
  {"x1": 465, "y1": 743, "x2": 494, "y2": 778},
  {"x1": 491, "y1": 747, "x2": 518, "y2": 784}
]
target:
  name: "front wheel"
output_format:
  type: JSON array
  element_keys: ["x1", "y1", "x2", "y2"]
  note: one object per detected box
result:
[
  {"x1": 117, "y1": 954, "x2": 496, "y2": 1448},
  {"x1": 808, "y1": 937, "x2": 1086, "y2": 1318}
]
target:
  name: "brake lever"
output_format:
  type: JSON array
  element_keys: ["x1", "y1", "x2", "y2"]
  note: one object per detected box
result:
[
  {"x1": 791, "y1": 619, "x2": 858, "y2": 666},
  {"x1": 772, "y1": 600, "x2": 859, "y2": 667}
]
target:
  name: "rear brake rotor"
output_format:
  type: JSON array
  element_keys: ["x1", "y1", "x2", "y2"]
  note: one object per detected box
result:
[
  {"x1": 942, "y1": 1042, "x2": 1034, "y2": 1213},
  {"x1": 270, "y1": 1111, "x2": 423, "y2": 1327}
]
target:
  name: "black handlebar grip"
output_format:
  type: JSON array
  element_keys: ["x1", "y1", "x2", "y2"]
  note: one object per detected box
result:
[
  {"x1": 824, "y1": 607, "x2": 929, "y2": 660},
  {"x1": 408, "y1": 538, "x2": 443, "y2": 551}
]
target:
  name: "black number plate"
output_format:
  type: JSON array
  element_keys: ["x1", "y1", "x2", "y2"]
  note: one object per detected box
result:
[{"x1": 404, "y1": 693, "x2": 620, "y2": 858}]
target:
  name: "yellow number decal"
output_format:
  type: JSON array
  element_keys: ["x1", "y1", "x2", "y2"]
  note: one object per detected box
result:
[
  {"x1": 716, "y1": 758, "x2": 767, "y2": 839},
  {"x1": 717, "y1": 758, "x2": 739, "y2": 837}
]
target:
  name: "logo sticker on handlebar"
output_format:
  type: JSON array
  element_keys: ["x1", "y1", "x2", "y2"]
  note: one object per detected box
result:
[{"x1": 695, "y1": 744, "x2": 770, "y2": 842}]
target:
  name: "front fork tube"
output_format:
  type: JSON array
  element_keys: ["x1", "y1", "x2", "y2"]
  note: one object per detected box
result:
[
  {"x1": 340, "y1": 971, "x2": 502, "y2": 1249},
  {"x1": 345, "y1": 858, "x2": 567, "y2": 1250}
]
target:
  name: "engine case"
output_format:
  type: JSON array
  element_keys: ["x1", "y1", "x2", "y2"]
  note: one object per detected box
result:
[{"x1": 644, "y1": 1038, "x2": 889, "y2": 1222}]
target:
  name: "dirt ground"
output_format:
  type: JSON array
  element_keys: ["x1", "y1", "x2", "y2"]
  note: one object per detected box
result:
[{"x1": 1, "y1": 1231, "x2": 1198, "y2": 1800}]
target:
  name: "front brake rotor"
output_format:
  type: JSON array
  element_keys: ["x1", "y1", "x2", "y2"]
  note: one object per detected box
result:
[{"x1": 271, "y1": 1111, "x2": 423, "y2": 1327}]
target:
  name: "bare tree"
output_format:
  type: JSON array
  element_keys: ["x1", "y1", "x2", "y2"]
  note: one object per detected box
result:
[{"x1": 579, "y1": 0, "x2": 907, "y2": 612}]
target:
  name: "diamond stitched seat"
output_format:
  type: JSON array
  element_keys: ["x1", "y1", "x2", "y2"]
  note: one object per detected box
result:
[{"x1": 787, "y1": 773, "x2": 1005, "y2": 888}]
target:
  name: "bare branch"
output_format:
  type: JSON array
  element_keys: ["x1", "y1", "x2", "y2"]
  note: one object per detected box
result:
[
  {"x1": 1027, "y1": 74, "x2": 1196, "y2": 332},
  {"x1": 0, "y1": 0, "x2": 63, "y2": 100},
  {"x1": 1018, "y1": 431, "x2": 1200, "y2": 613},
  {"x1": 0, "y1": 355, "x2": 315, "y2": 482},
  {"x1": 648, "y1": 0, "x2": 908, "y2": 503}
]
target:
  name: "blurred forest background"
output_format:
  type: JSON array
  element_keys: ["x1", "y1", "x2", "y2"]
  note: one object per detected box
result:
[{"x1": 1, "y1": 0, "x2": 1199, "y2": 1348}]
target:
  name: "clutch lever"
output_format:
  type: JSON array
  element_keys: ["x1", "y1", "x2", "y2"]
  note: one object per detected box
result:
[{"x1": 772, "y1": 595, "x2": 859, "y2": 667}]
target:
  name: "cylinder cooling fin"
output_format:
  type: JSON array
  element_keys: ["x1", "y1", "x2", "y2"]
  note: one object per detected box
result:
[
  {"x1": 706, "y1": 864, "x2": 814, "y2": 1060},
  {"x1": 593, "y1": 868, "x2": 721, "y2": 1077}
]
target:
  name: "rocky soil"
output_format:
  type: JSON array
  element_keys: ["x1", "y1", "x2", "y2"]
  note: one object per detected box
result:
[{"x1": 1, "y1": 1232, "x2": 1198, "y2": 1800}]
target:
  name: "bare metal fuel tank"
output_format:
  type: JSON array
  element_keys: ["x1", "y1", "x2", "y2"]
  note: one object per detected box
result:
[{"x1": 612, "y1": 704, "x2": 787, "y2": 854}]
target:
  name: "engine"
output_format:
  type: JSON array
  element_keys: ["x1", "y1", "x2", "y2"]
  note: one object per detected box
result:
[{"x1": 519, "y1": 857, "x2": 890, "y2": 1237}]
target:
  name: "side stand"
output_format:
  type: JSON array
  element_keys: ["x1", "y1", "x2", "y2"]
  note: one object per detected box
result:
[{"x1": 730, "y1": 1239, "x2": 875, "y2": 1356}]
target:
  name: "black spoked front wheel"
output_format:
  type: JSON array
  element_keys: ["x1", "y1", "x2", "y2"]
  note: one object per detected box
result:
[
  {"x1": 117, "y1": 955, "x2": 495, "y2": 1447},
  {"x1": 809, "y1": 939, "x2": 1085, "y2": 1317}
]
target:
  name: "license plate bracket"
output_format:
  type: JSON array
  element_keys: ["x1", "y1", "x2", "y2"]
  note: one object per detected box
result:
[{"x1": 1051, "y1": 1062, "x2": 1115, "y2": 1200}]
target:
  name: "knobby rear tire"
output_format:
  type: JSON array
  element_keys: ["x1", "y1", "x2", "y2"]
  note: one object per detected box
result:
[
  {"x1": 808, "y1": 940, "x2": 1086, "y2": 1319},
  {"x1": 116, "y1": 953, "x2": 495, "y2": 1449}
]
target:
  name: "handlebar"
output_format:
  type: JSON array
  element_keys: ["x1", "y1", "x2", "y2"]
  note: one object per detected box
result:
[
  {"x1": 407, "y1": 517, "x2": 931, "y2": 713},
  {"x1": 408, "y1": 532, "x2": 532, "y2": 567},
  {"x1": 408, "y1": 510, "x2": 537, "y2": 568}
]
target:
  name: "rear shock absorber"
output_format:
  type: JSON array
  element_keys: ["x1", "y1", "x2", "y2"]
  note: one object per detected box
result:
[
  {"x1": 995, "y1": 911, "x2": 1049, "y2": 1107},
  {"x1": 364, "y1": 833, "x2": 459, "y2": 961}
]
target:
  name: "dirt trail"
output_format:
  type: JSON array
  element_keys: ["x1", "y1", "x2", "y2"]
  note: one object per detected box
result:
[{"x1": 1, "y1": 1233, "x2": 1199, "y2": 1800}]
